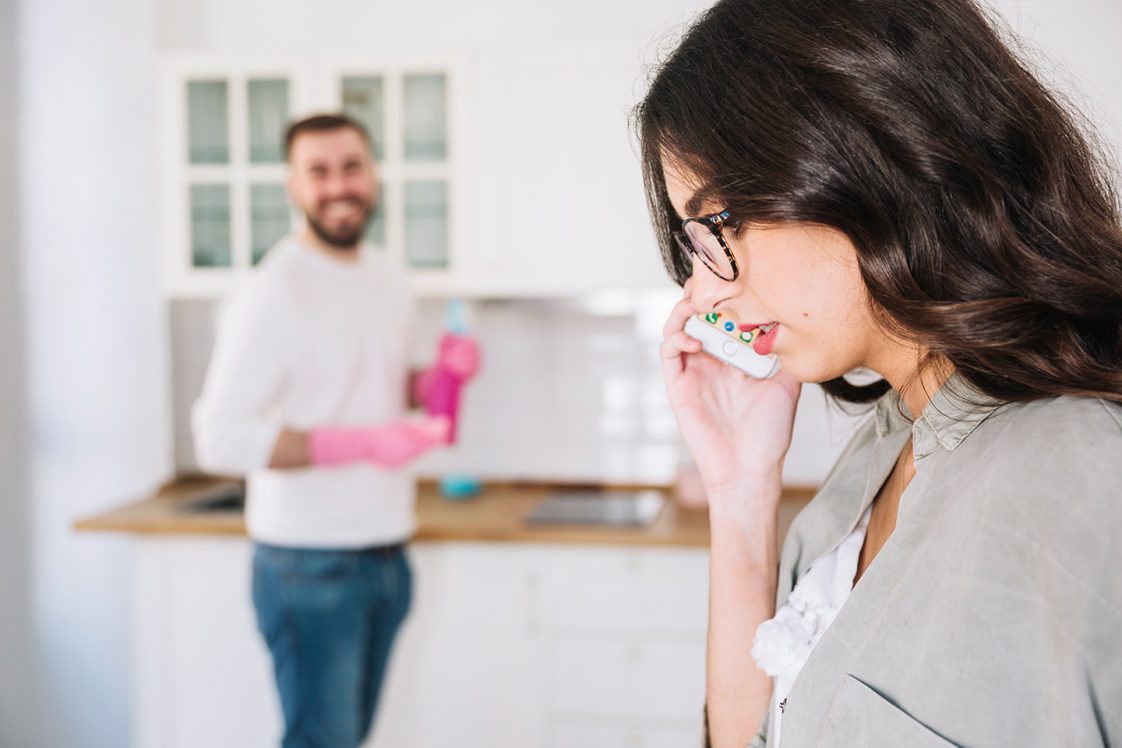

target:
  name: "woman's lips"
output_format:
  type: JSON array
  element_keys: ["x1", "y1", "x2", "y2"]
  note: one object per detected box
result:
[{"x1": 742, "y1": 322, "x2": 779, "y2": 355}]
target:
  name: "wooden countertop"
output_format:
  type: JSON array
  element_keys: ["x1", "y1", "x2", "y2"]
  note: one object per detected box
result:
[{"x1": 74, "y1": 476, "x2": 815, "y2": 548}]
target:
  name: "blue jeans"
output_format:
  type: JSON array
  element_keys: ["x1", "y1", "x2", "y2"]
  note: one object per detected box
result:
[{"x1": 252, "y1": 543, "x2": 412, "y2": 748}]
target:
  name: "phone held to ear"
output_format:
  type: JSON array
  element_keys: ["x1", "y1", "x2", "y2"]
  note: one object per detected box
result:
[{"x1": 683, "y1": 311, "x2": 780, "y2": 379}]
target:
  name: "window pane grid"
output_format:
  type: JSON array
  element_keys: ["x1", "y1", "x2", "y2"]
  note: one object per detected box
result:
[{"x1": 190, "y1": 184, "x2": 232, "y2": 268}]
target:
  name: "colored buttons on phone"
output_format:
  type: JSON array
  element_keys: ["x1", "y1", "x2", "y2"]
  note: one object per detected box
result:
[
  {"x1": 740, "y1": 331, "x2": 754, "y2": 343},
  {"x1": 705, "y1": 312, "x2": 720, "y2": 324},
  {"x1": 723, "y1": 321, "x2": 736, "y2": 333}
]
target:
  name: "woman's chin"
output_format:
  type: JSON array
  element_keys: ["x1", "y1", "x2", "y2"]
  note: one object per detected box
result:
[{"x1": 774, "y1": 354, "x2": 846, "y2": 385}]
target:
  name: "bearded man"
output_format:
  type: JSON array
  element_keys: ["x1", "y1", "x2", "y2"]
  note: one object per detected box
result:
[{"x1": 193, "y1": 113, "x2": 479, "y2": 748}]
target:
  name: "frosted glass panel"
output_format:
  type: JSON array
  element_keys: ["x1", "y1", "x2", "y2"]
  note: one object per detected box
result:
[
  {"x1": 404, "y1": 180, "x2": 448, "y2": 267},
  {"x1": 248, "y1": 79, "x2": 289, "y2": 163},
  {"x1": 364, "y1": 181, "x2": 386, "y2": 247},
  {"x1": 187, "y1": 81, "x2": 229, "y2": 164},
  {"x1": 403, "y1": 74, "x2": 447, "y2": 160},
  {"x1": 190, "y1": 184, "x2": 231, "y2": 267},
  {"x1": 342, "y1": 77, "x2": 385, "y2": 159},
  {"x1": 251, "y1": 184, "x2": 290, "y2": 264}
]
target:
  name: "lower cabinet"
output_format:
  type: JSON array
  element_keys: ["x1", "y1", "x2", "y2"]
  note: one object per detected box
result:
[{"x1": 132, "y1": 537, "x2": 708, "y2": 747}]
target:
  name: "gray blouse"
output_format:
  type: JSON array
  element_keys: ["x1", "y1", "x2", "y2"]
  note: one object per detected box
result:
[{"x1": 751, "y1": 373, "x2": 1122, "y2": 747}]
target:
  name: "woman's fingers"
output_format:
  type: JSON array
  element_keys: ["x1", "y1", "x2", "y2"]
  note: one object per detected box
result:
[
  {"x1": 663, "y1": 296, "x2": 701, "y2": 340},
  {"x1": 663, "y1": 330, "x2": 703, "y2": 357},
  {"x1": 659, "y1": 331, "x2": 703, "y2": 379}
]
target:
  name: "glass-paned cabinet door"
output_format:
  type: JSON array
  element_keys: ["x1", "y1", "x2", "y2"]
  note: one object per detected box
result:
[
  {"x1": 251, "y1": 183, "x2": 291, "y2": 264},
  {"x1": 248, "y1": 78, "x2": 289, "y2": 163},
  {"x1": 341, "y1": 76, "x2": 385, "y2": 159},
  {"x1": 187, "y1": 81, "x2": 229, "y2": 164},
  {"x1": 169, "y1": 61, "x2": 303, "y2": 290},
  {"x1": 190, "y1": 184, "x2": 232, "y2": 267},
  {"x1": 403, "y1": 73, "x2": 447, "y2": 160},
  {"x1": 404, "y1": 179, "x2": 448, "y2": 268}
]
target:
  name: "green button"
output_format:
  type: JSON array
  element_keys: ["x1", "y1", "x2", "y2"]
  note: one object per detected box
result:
[
  {"x1": 705, "y1": 312, "x2": 719, "y2": 324},
  {"x1": 740, "y1": 331, "x2": 754, "y2": 343}
]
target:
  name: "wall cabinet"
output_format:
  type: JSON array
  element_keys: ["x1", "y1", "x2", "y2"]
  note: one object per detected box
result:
[
  {"x1": 463, "y1": 43, "x2": 673, "y2": 297},
  {"x1": 132, "y1": 538, "x2": 707, "y2": 747},
  {"x1": 160, "y1": 55, "x2": 465, "y2": 298}
]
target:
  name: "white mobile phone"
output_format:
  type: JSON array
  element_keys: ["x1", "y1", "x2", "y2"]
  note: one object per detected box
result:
[{"x1": 683, "y1": 312, "x2": 780, "y2": 379}]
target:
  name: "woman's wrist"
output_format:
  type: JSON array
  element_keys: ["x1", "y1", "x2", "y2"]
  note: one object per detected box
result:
[
  {"x1": 704, "y1": 465, "x2": 784, "y2": 510},
  {"x1": 705, "y1": 466, "x2": 784, "y2": 535}
]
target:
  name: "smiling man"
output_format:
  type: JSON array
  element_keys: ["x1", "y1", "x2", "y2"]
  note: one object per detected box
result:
[
  {"x1": 193, "y1": 113, "x2": 479, "y2": 748},
  {"x1": 288, "y1": 116, "x2": 378, "y2": 251}
]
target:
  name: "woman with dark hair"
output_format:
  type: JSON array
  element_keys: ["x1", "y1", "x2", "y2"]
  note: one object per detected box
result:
[{"x1": 636, "y1": 0, "x2": 1122, "y2": 746}]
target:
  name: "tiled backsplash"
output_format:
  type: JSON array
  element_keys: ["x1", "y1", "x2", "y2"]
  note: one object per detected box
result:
[{"x1": 170, "y1": 294, "x2": 861, "y2": 485}]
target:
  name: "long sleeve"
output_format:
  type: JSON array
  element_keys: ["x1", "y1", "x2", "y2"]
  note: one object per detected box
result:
[{"x1": 192, "y1": 277, "x2": 298, "y2": 475}]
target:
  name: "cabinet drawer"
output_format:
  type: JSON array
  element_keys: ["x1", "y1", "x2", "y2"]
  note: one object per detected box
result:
[
  {"x1": 551, "y1": 722, "x2": 702, "y2": 748},
  {"x1": 548, "y1": 638, "x2": 705, "y2": 720},
  {"x1": 538, "y1": 547, "x2": 708, "y2": 632}
]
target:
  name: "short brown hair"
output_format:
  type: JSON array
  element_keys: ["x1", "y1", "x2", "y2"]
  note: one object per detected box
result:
[{"x1": 284, "y1": 113, "x2": 372, "y2": 161}]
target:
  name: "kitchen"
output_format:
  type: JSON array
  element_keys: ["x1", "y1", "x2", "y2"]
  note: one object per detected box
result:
[{"x1": 2, "y1": 0, "x2": 1120, "y2": 746}]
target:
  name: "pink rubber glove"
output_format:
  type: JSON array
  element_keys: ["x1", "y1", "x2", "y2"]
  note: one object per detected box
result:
[{"x1": 307, "y1": 416, "x2": 450, "y2": 469}]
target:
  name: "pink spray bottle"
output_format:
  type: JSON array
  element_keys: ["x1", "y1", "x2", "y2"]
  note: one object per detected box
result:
[{"x1": 425, "y1": 299, "x2": 468, "y2": 444}]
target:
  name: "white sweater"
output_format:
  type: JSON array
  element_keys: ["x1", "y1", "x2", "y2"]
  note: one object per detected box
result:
[{"x1": 192, "y1": 237, "x2": 417, "y2": 548}]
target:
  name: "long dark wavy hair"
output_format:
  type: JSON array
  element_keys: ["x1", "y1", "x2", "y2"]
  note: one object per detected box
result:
[{"x1": 635, "y1": 0, "x2": 1122, "y2": 405}]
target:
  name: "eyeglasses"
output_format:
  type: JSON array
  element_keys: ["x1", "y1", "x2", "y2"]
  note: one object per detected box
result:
[{"x1": 672, "y1": 208, "x2": 740, "y2": 282}]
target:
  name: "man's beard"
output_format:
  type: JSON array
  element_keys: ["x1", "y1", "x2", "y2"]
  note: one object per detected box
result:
[{"x1": 305, "y1": 197, "x2": 374, "y2": 250}]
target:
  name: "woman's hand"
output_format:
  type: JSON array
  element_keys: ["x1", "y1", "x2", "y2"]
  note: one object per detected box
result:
[
  {"x1": 660, "y1": 279, "x2": 801, "y2": 502},
  {"x1": 662, "y1": 280, "x2": 797, "y2": 747}
]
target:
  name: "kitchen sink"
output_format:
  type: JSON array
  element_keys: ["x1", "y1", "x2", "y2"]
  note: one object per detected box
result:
[{"x1": 177, "y1": 483, "x2": 245, "y2": 513}]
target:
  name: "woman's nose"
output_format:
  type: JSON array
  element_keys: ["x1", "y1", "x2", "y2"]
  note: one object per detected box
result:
[{"x1": 686, "y1": 255, "x2": 728, "y2": 311}]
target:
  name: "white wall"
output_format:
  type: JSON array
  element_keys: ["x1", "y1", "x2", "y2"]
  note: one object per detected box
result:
[
  {"x1": 0, "y1": 0, "x2": 41, "y2": 744},
  {"x1": 991, "y1": 0, "x2": 1122, "y2": 164},
  {"x1": 157, "y1": 0, "x2": 710, "y2": 53},
  {"x1": 16, "y1": 0, "x2": 172, "y2": 745}
]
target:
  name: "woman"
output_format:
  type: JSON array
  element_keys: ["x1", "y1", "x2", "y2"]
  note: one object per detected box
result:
[{"x1": 635, "y1": 0, "x2": 1122, "y2": 745}]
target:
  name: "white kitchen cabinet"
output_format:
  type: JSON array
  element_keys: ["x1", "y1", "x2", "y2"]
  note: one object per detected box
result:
[
  {"x1": 466, "y1": 42, "x2": 675, "y2": 297},
  {"x1": 535, "y1": 546, "x2": 707, "y2": 744},
  {"x1": 160, "y1": 55, "x2": 467, "y2": 298},
  {"x1": 548, "y1": 638, "x2": 705, "y2": 719},
  {"x1": 132, "y1": 537, "x2": 279, "y2": 748},
  {"x1": 131, "y1": 537, "x2": 707, "y2": 748}
]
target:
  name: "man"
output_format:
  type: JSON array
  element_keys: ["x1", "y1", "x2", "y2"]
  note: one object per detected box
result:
[{"x1": 193, "y1": 113, "x2": 479, "y2": 748}]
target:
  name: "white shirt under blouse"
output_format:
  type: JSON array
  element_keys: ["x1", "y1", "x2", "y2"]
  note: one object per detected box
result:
[
  {"x1": 192, "y1": 237, "x2": 417, "y2": 549},
  {"x1": 751, "y1": 506, "x2": 873, "y2": 747}
]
